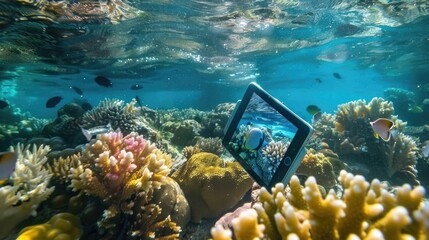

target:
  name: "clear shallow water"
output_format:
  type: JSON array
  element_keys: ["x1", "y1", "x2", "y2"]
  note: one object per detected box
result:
[{"x1": 0, "y1": 0, "x2": 428, "y2": 122}]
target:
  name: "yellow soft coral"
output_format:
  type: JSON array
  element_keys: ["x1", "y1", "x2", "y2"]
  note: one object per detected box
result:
[
  {"x1": 17, "y1": 212, "x2": 81, "y2": 240},
  {"x1": 212, "y1": 170, "x2": 428, "y2": 240},
  {"x1": 172, "y1": 152, "x2": 253, "y2": 222}
]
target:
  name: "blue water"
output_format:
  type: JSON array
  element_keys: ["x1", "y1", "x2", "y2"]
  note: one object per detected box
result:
[{"x1": 0, "y1": 0, "x2": 427, "y2": 123}]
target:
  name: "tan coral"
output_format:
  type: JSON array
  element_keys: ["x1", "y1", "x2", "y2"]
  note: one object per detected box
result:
[
  {"x1": 195, "y1": 137, "x2": 224, "y2": 156},
  {"x1": 377, "y1": 132, "x2": 418, "y2": 184},
  {"x1": 334, "y1": 98, "x2": 394, "y2": 135},
  {"x1": 295, "y1": 149, "x2": 337, "y2": 188},
  {"x1": 68, "y1": 131, "x2": 187, "y2": 238},
  {"x1": 212, "y1": 170, "x2": 428, "y2": 240},
  {"x1": 48, "y1": 153, "x2": 81, "y2": 184},
  {"x1": 182, "y1": 145, "x2": 202, "y2": 160},
  {"x1": 172, "y1": 152, "x2": 253, "y2": 222}
]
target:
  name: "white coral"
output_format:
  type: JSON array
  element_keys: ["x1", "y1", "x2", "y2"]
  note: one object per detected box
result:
[{"x1": 0, "y1": 144, "x2": 54, "y2": 238}]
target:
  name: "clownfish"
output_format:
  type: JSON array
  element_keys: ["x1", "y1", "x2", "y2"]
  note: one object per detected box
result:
[{"x1": 244, "y1": 127, "x2": 266, "y2": 152}]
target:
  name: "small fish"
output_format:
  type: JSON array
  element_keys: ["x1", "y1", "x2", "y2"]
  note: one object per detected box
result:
[
  {"x1": 80, "y1": 122, "x2": 113, "y2": 141},
  {"x1": 94, "y1": 76, "x2": 113, "y2": 88},
  {"x1": 422, "y1": 141, "x2": 429, "y2": 158},
  {"x1": 70, "y1": 86, "x2": 83, "y2": 96},
  {"x1": 0, "y1": 100, "x2": 9, "y2": 109},
  {"x1": 81, "y1": 102, "x2": 93, "y2": 111},
  {"x1": 370, "y1": 118, "x2": 395, "y2": 142},
  {"x1": 0, "y1": 151, "x2": 17, "y2": 185},
  {"x1": 130, "y1": 84, "x2": 143, "y2": 90},
  {"x1": 46, "y1": 96, "x2": 63, "y2": 108},
  {"x1": 244, "y1": 127, "x2": 266, "y2": 152},
  {"x1": 408, "y1": 106, "x2": 423, "y2": 113},
  {"x1": 312, "y1": 111, "x2": 322, "y2": 124},
  {"x1": 135, "y1": 95, "x2": 144, "y2": 114},
  {"x1": 306, "y1": 105, "x2": 321, "y2": 115},
  {"x1": 315, "y1": 78, "x2": 322, "y2": 83},
  {"x1": 333, "y1": 72, "x2": 342, "y2": 79}
]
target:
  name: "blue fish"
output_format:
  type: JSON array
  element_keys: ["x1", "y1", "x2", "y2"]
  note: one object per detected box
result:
[{"x1": 244, "y1": 127, "x2": 266, "y2": 152}]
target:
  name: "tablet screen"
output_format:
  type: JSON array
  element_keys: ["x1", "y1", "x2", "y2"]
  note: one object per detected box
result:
[{"x1": 227, "y1": 92, "x2": 299, "y2": 185}]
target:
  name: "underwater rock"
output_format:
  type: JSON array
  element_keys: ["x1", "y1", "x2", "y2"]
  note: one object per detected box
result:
[
  {"x1": 161, "y1": 119, "x2": 202, "y2": 147},
  {"x1": 150, "y1": 177, "x2": 191, "y2": 228},
  {"x1": 172, "y1": 152, "x2": 254, "y2": 223},
  {"x1": 42, "y1": 115, "x2": 83, "y2": 144},
  {"x1": 57, "y1": 102, "x2": 86, "y2": 118}
]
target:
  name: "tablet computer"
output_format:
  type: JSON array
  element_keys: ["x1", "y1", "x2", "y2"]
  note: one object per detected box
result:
[{"x1": 222, "y1": 82, "x2": 313, "y2": 189}]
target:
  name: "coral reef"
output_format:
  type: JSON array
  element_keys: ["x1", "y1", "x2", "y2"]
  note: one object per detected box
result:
[
  {"x1": 17, "y1": 212, "x2": 82, "y2": 240},
  {"x1": 0, "y1": 144, "x2": 54, "y2": 238},
  {"x1": 66, "y1": 131, "x2": 189, "y2": 238},
  {"x1": 172, "y1": 152, "x2": 254, "y2": 223},
  {"x1": 211, "y1": 171, "x2": 428, "y2": 240},
  {"x1": 310, "y1": 97, "x2": 419, "y2": 185}
]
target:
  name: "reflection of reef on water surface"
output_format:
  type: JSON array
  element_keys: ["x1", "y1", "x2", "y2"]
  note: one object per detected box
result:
[{"x1": 0, "y1": 96, "x2": 428, "y2": 239}]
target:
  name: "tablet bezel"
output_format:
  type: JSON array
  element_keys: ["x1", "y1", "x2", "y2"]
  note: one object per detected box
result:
[{"x1": 222, "y1": 82, "x2": 313, "y2": 189}]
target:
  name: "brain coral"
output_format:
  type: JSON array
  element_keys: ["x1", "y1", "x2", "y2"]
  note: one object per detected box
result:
[
  {"x1": 296, "y1": 149, "x2": 337, "y2": 188},
  {"x1": 67, "y1": 131, "x2": 189, "y2": 238},
  {"x1": 211, "y1": 171, "x2": 428, "y2": 240},
  {"x1": 172, "y1": 152, "x2": 254, "y2": 223},
  {"x1": 17, "y1": 212, "x2": 81, "y2": 240}
]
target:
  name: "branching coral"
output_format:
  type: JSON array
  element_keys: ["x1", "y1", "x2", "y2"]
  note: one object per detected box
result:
[
  {"x1": 377, "y1": 132, "x2": 419, "y2": 185},
  {"x1": 0, "y1": 144, "x2": 54, "y2": 238},
  {"x1": 182, "y1": 145, "x2": 202, "y2": 160},
  {"x1": 311, "y1": 97, "x2": 419, "y2": 185},
  {"x1": 211, "y1": 171, "x2": 428, "y2": 240},
  {"x1": 67, "y1": 131, "x2": 188, "y2": 238},
  {"x1": 262, "y1": 141, "x2": 289, "y2": 166}
]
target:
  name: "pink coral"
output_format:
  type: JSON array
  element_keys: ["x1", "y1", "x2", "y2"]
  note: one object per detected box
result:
[{"x1": 68, "y1": 131, "x2": 184, "y2": 238}]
